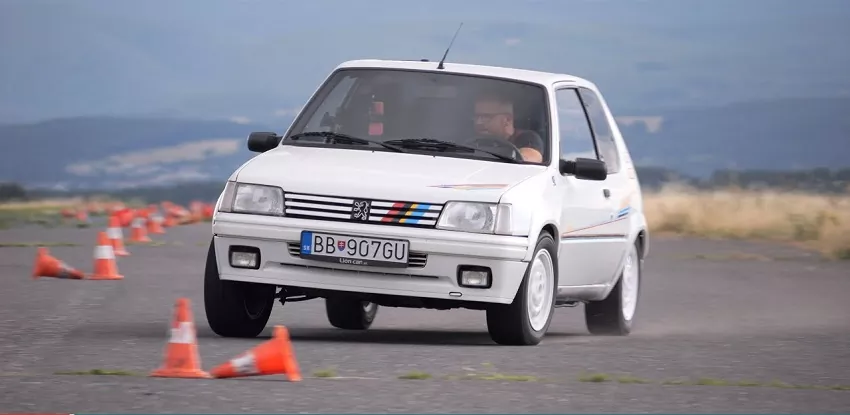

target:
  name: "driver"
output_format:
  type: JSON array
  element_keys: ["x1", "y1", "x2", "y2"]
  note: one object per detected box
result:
[{"x1": 473, "y1": 93, "x2": 544, "y2": 163}]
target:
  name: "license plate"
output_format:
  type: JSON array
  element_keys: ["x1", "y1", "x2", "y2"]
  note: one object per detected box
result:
[{"x1": 299, "y1": 231, "x2": 409, "y2": 268}]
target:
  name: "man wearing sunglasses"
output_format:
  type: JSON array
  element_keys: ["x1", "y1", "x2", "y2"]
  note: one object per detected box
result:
[{"x1": 473, "y1": 93, "x2": 544, "y2": 163}]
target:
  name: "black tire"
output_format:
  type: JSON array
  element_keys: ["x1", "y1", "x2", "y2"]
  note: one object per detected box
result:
[
  {"x1": 486, "y1": 232, "x2": 558, "y2": 346},
  {"x1": 585, "y1": 241, "x2": 642, "y2": 335},
  {"x1": 203, "y1": 238, "x2": 276, "y2": 338},
  {"x1": 325, "y1": 297, "x2": 378, "y2": 330}
]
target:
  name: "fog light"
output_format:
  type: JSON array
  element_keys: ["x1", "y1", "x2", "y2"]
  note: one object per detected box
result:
[
  {"x1": 229, "y1": 246, "x2": 260, "y2": 269},
  {"x1": 457, "y1": 266, "x2": 492, "y2": 288}
]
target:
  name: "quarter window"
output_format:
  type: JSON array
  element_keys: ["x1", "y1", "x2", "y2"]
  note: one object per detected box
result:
[
  {"x1": 555, "y1": 88, "x2": 598, "y2": 162},
  {"x1": 578, "y1": 88, "x2": 620, "y2": 173}
]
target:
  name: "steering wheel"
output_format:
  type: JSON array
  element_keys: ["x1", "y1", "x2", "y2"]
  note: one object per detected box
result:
[{"x1": 470, "y1": 136, "x2": 524, "y2": 161}]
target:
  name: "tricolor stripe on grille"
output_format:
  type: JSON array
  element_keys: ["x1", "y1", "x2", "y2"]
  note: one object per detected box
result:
[
  {"x1": 283, "y1": 193, "x2": 443, "y2": 228},
  {"x1": 372, "y1": 201, "x2": 441, "y2": 225}
]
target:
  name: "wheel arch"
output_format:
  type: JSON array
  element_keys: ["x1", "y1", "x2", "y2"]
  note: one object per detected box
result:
[
  {"x1": 636, "y1": 228, "x2": 648, "y2": 259},
  {"x1": 512, "y1": 221, "x2": 561, "y2": 300},
  {"x1": 521, "y1": 218, "x2": 560, "y2": 260},
  {"x1": 536, "y1": 222, "x2": 560, "y2": 288},
  {"x1": 629, "y1": 206, "x2": 650, "y2": 260},
  {"x1": 539, "y1": 222, "x2": 559, "y2": 241},
  {"x1": 596, "y1": 227, "x2": 646, "y2": 300}
]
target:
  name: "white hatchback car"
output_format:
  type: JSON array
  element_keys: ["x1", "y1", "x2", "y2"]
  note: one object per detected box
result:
[{"x1": 204, "y1": 58, "x2": 649, "y2": 345}]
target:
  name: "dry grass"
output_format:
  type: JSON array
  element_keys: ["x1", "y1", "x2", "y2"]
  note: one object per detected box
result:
[
  {"x1": 0, "y1": 196, "x2": 136, "y2": 229},
  {"x1": 578, "y1": 372, "x2": 850, "y2": 391},
  {"x1": 54, "y1": 368, "x2": 139, "y2": 376},
  {"x1": 312, "y1": 368, "x2": 338, "y2": 378},
  {"x1": 0, "y1": 198, "x2": 84, "y2": 211},
  {"x1": 0, "y1": 200, "x2": 82, "y2": 229},
  {"x1": 398, "y1": 370, "x2": 432, "y2": 380},
  {"x1": 644, "y1": 185, "x2": 850, "y2": 259},
  {"x1": 0, "y1": 242, "x2": 78, "y2": 248}
]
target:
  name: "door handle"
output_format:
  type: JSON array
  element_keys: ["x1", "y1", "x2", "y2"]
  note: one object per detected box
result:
[{"x1": 603, "y1": 189, "x2": 611, "y2": 198}]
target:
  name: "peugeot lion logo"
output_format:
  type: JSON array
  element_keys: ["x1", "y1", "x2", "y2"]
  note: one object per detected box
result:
[{"x1": 351, "y1": 200, "x2": 370, "y2": 221}]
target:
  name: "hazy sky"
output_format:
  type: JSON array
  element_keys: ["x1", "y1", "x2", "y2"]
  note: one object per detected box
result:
[{"x1": 2, "y1": 0, "x2": 849, "y2": 123}]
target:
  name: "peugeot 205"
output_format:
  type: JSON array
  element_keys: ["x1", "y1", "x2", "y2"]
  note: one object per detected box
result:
[{"x1": 204, "y1": 58, "x2": 649, "y2": 346}]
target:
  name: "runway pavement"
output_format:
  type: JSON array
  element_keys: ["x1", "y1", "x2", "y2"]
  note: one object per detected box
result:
[{"x1": 0, "y1": 222, "x2": 848, "y2": 413}]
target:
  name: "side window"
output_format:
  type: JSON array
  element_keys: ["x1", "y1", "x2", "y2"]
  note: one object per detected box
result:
[
  {"x1": 555, "y1": 88, "x2": 598, "y2": 162},
  {"x1": 578, "y1": 88, "x2": 620, "y2": 173}
]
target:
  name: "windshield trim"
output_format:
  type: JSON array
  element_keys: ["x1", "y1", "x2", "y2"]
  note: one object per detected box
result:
[
  {"x1": 282, "y1": 140, "x2": 552, "y2": 166},
  {"x1": 279, "y1": 67, "x2": 553, "y2": 167}
]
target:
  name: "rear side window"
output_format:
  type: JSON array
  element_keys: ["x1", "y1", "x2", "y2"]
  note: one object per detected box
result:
[{"x1": 578, "y1": 88, "x2": 620, "y2": 173}]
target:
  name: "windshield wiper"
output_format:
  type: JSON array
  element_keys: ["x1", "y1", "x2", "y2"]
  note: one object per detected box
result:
[
  {"x1": 287, "y1": 131, "x2": 406, "y2": 153},
  {"x1": 384, "y1": 138, "x2": 519, "y2": 163}
]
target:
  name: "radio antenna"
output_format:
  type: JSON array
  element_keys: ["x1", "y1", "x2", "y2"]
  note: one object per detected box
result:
[{"x1": 437, "y1": 22, "x2": 463, "y2": 70}]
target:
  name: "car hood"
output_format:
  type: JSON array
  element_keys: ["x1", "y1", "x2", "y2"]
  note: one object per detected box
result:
[{"x1": 234, "y1": 145, "x2": 545, "y2": 203}]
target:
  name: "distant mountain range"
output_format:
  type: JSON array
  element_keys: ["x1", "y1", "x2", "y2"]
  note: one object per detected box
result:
[
  {"x1": 2, "y1": 96, "x2": 848, "y2": 190},
  {"x1": 620, "y1": 96, "x2": 850, "y2": 176},
  {"x1": 0, "y1": 117, "x2": 273, "y2": 190}
]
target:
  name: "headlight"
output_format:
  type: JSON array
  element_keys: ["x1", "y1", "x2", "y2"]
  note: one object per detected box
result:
[
  {"x1": 218, "y1": 182, "x2": 284, "y2": 216},
  {"x1": 436, "y1": 202, "x2": 499, "y2": 233}
]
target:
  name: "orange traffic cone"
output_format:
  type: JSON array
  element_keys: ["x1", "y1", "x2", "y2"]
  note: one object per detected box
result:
[
  {"x1": 151, "y1": 298, "x2": 211, "y2": 378},
  {"x1": 202, "y1": 204, "x2": 214, "y2": 220},
  {"x1": 130, "y1": 217, "x2": 151, "y2": 243},
  {"x1": 32, "y1": 247, "x2": 85, "y2": 280},
  {"x1": 75, "y1": 209, "x2": 90, "y2": 226},
  {"x1": 106, "y1": 215, "x2": 129, "y2": 256},
  {"x1": 163, "y1": 212, "x2": 177, "y2": 228},
  {"x1": 89, "y1": 231, "x2": 123, "y2": 280},
  {"x1": 117, "y1": 208, "x2": 134, "y2": 228},
  {"x1": 210, "y1": 325, "x2": 301, "y2": 381},
  {"x1": 147, "y1": 213, "x2": 165, "y2": 234}
]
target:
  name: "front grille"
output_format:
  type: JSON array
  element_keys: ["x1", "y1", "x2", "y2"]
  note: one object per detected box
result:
[
  {"x1": 287, "y1": 242, "x2": 427, "y2": 268},
  {"x1": 283, "y1": 192, "x2": 443, "y2": 228}
]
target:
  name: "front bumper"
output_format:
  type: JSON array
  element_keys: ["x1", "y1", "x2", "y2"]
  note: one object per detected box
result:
[{"x1": 212, "y1": 213, "x2": 531, "y2": 304}]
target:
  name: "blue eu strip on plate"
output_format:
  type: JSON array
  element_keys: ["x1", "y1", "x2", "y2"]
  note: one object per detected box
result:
[{"x1": 300, "y1": 231, "x2": 313, "y2": 255}]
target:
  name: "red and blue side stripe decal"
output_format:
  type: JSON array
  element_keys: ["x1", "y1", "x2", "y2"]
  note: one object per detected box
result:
[{"x1": 561, "y1": 206, "x2": 631, "y2": 239}]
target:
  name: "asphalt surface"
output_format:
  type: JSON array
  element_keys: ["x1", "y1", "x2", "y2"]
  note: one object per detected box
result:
[{"x1": 0, "y1": 221, "x2": 848, "y2": 413}]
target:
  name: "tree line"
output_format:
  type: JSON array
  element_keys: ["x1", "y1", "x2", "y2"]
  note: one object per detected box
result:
[{"x1": 636, "y1": 167, "x2": 850, "y2": 193}]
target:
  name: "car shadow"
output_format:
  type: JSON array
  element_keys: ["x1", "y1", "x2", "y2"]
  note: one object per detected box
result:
[
  {"x1": 65, "y1": 321, "x2": 580, "y2": 346},
  {"x1": 202, "y1": 326, "x2": 582, "y2": 346}
]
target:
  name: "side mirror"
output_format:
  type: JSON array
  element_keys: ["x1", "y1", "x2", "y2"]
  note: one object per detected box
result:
[
  {"x1": 247, "y1": 132, "x2": 281, "y2": 153},
  {"x1": 559, "y1": 157, "x2": 607, "y2": 181}
]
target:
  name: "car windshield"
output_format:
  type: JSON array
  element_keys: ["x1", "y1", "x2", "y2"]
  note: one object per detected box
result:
[{"x1": 283, "y1": 68, "x2": 550, "y2": 165}]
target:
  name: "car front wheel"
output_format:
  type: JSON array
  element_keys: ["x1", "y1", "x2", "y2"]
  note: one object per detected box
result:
[
  {"x1": 203, "y1": 239, "x2": 275, "y2": 338},
  {"x1": 326, "y1": 297, "x2": 378, "y2": 330},
  {"x1": 584, "y1": 240, "x2": 641, "y2": 335},
  {"x1": 486, "y1": 232, "x2": 557, "y2": 346}
]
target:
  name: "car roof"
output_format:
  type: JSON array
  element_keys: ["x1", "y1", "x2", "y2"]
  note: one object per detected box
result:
[{"x1": 335, "y1": 59, "x2": 588, "y2": 88}]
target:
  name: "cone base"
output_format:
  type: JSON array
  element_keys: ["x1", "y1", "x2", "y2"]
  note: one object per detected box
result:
[
  {"x1": 210, "y1": 368, "x2": 302, "y2": 381},
  {"x1": 88, "y1": 273, "x2": 124, "y2": 280},
  {"x1": 33, "y1": 275, "x2": 85, "y2": 280},
  {"x1": 150, "y1": 368, "x2": 211, "y2": 378},
  {"x1": 114, "y1": 249, "x2": 130, "y2": 256}
]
